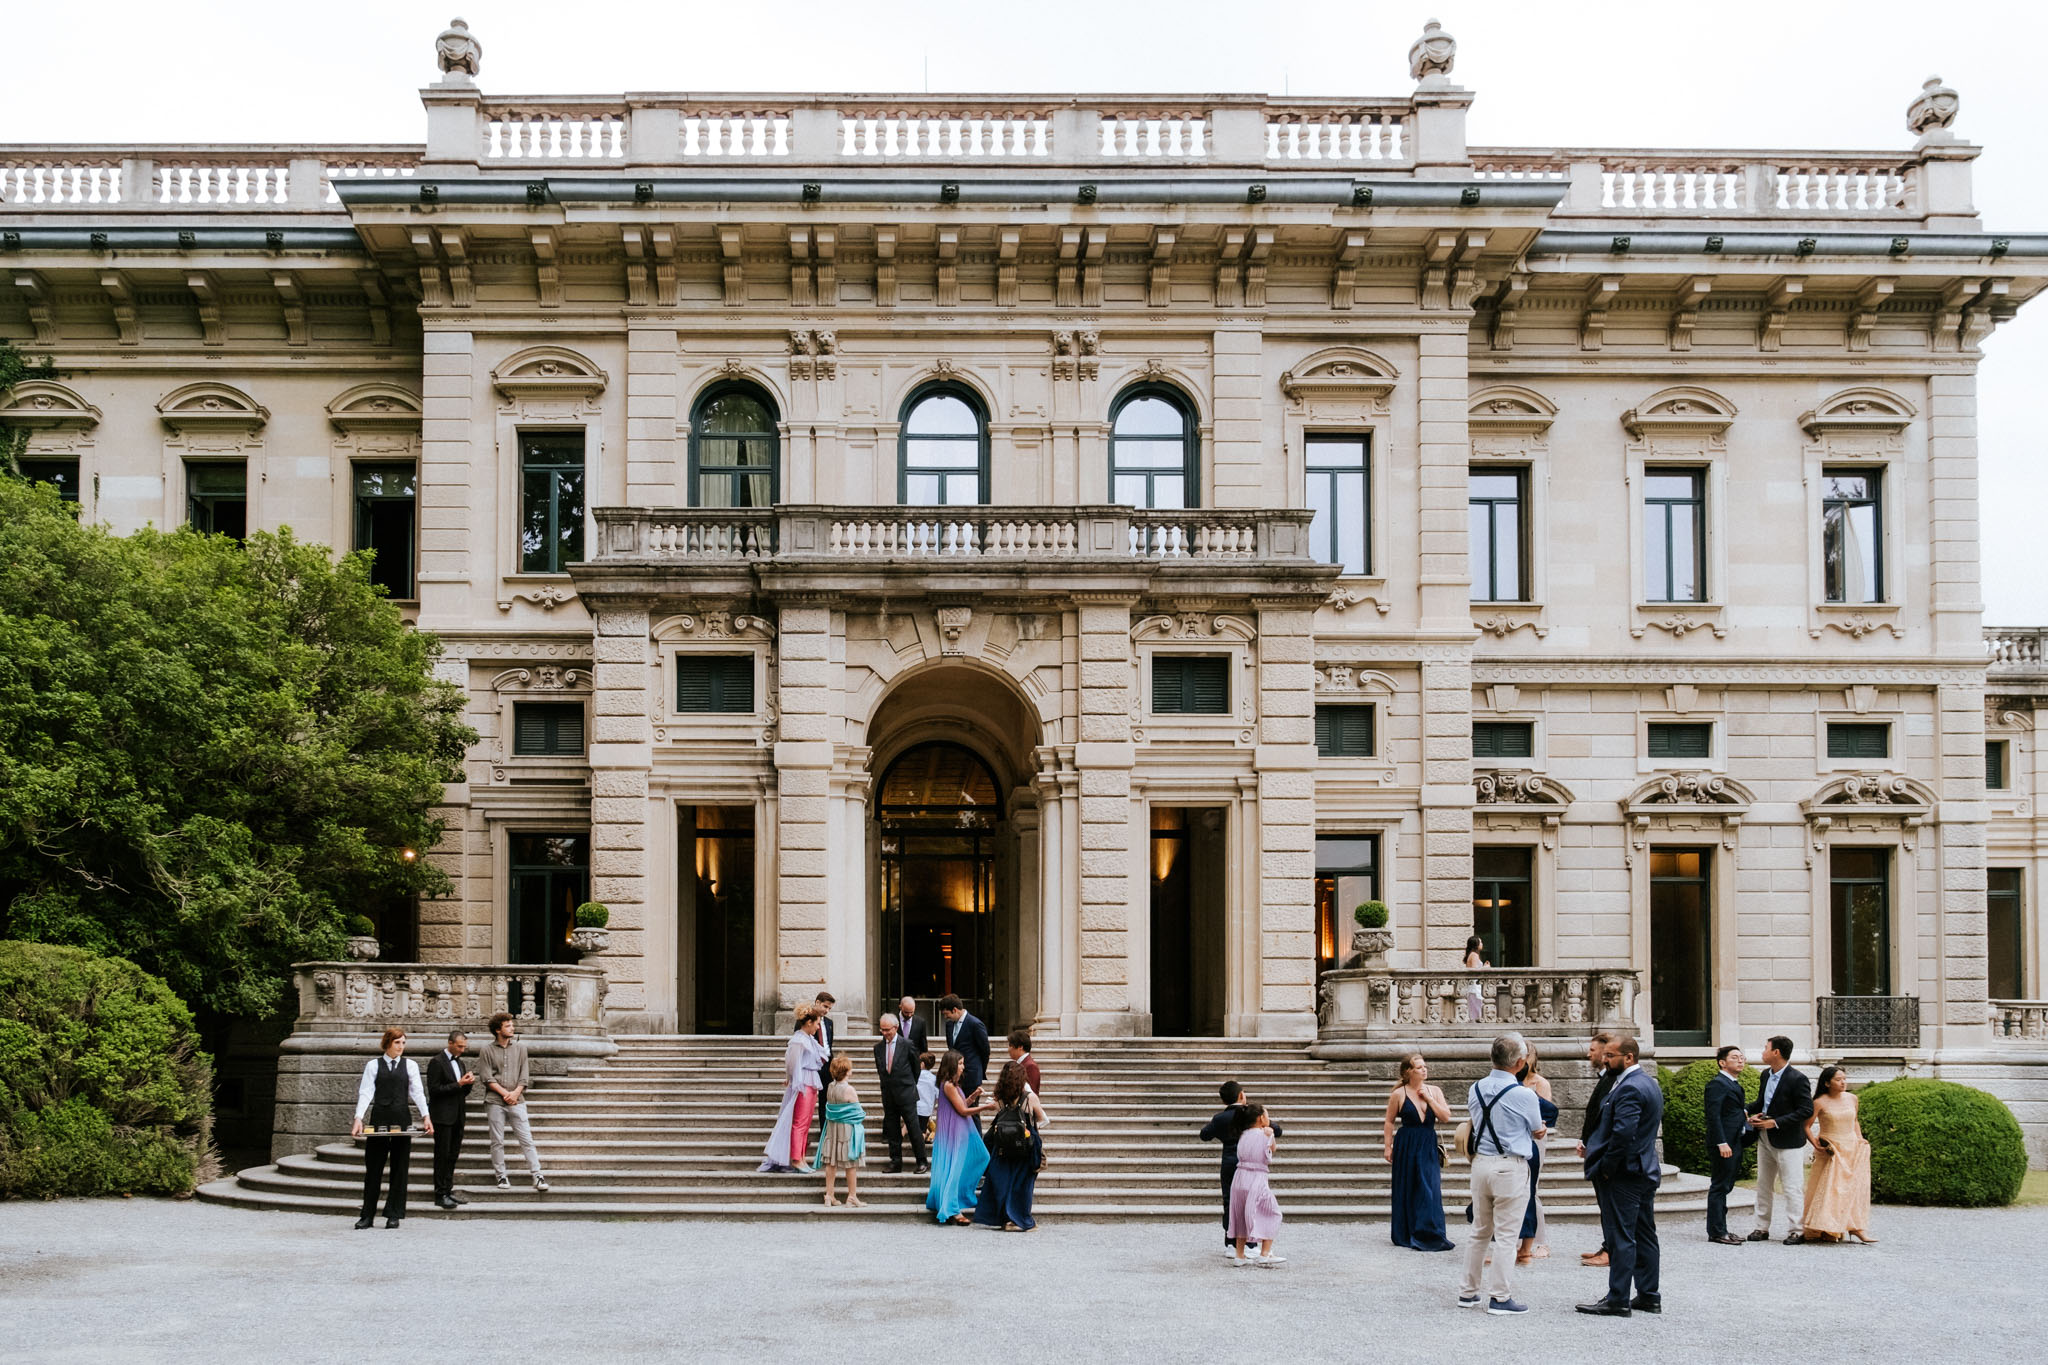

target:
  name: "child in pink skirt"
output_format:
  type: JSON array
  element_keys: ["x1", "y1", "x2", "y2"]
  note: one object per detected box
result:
[{"x1": 1230, "y1": 1104, "x2": 1285, "y2": 1267}]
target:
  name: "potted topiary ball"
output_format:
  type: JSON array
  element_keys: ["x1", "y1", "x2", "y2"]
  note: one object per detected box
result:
[
  {"x1": 571, "y1": 902, "x2": 611, "y2": 954},
  {"x1": 344, "y1": 914, "x2": 381, "y2": 961},
  {"x1": 1351, "y1": 900, "x2": 1393, "y2": 969}
]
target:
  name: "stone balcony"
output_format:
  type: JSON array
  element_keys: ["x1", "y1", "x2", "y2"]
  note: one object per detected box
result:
[
  {"x1": 1313, "y1": 966, "x2": 1642, "y2": 1061},
  {"x1": 1987, "y1": 627, "x2": 2048, "y2": 688}
]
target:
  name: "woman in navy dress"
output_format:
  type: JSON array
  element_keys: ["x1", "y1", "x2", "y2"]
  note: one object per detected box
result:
[
  {"x1": 1382, "y1": 1053, "x2": 1455, "y2": 1251},
  {"x1": 1515, "y1": 1044, "x2": 1560, "y2": 1264},
  {"x1": 972, "y1": 1061, "x2": 1050, "y2": 1231}
]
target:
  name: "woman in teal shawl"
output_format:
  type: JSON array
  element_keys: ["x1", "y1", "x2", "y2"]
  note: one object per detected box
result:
[
  {"x1": 925, "y1": 1050, "x2": 992, "y2": 1223},
  {"x1": 818, "y1": 1052, "x2": 868, "y2": 1206}
]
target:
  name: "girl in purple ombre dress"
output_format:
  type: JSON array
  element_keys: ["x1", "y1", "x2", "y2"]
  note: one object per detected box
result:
[{"x1": 1229, "y1": 1105, "x2": 1285, "y2": 1266}]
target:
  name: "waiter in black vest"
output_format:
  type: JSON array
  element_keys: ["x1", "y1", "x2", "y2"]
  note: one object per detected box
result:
[
  {"x1": 426, "y1": 1029, "x2": 476, "y2": 1210},
  {"x1": 352, "y1": 1026, "x2": 433, "y2": 1229}
]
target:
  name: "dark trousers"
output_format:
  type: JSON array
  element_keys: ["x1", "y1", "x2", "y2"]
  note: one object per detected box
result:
[
  {"x1": 881, "y1": 1087, "x2": 927, "y2": 1169},
  {"x1": 1706, "y1": 1149, "x2": 1741, "y2": 1239},
  {"x1": 361, "y1": 1135, "x2": 411, "y2": 1221},
  {"x1": 1598, "y1": 1173, "x2": 1660, "y2": 1302},
  {"x1": 1219, "y1": 1165, "x2": 1236, "y2": 1243},
  {"x1": 432, "y1": 1115, "x2": 466, "y2": 1197},
  {"x1": 1590, "y1": 1174, "x2": 1613, "y2": 1254}
]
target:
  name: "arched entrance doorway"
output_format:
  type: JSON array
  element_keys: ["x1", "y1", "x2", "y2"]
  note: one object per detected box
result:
[{"x1": 878, "y1": 742, "x2": 1001, "y2": 1022}]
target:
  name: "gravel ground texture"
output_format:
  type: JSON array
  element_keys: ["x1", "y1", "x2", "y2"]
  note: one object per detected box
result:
[{"x1": 1, "y1": 1198, "x2": 2040, "y2": 1364}]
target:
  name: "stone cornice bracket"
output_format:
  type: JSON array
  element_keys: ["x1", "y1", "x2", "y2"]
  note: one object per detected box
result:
[
  {"x1": 719, "y1": 225, "x2": 745, "y2": 306},
  {"x1": 996, "y1": 227, "x2": 1021, "y2": 308},
  {"x1": 157, "y1": 381, "x2": 268, "y2": 438},
  {"x1": 1419, "y1": 231, "x2": 1457, "y2": 309},
  {"x1": 1330, "y1": 230, "x2": 1367, "y2": 311},
  {"x1": 439, "y1": 228, "x2": 473, "y2": 308},
  {"x1": 356, "y1": 270, "x2": 392, "y2": 347},
  {"x1": 11, "y1": 271, "x2": 56, "y2": 346},
  {"x1": 272, "y1": 271, "x2": 307, "y2": 346},
  {"x1": 1215, "y1": 228, "x2": 1247, "y2": 308},
  {"x1": 187, "y1": 271, "x2": 225, "y2": 346},
  {"x1": 1327, "y1": 586, "x2": 1391, "y2": 615},
  {"x1": 99, "y1": 271, "x2": 139, "y2": 346},
  {"x1": 935, "y1": 227, "x2": 960, "y2": 307},
  {"x1": 1930, "y1": 276, "x2": 1985, "y2": 352},
  {"x1": 1148, "y1": 226, "x2": 1178, "y2": 308},
  {"x1": 873, "y1": 227, "x2": 898, "y2": 307},
  {"x1": 1241, "y1": 229, "x2": 1272, "y2": 309},
  {"x1": 622, "y1": 226, "x2": 650, "y2": 307},
  {"x1": 1578, "y1": 274, "x2": 1621, "y2": 350},
  {"x1": 1668, "y1": 276, "x2": 1711, "y2": 352},
  {"x1": 787, "y1": 226, "x2": 813, "y2": 306},
  {"x1": 1847, "y1": 278, "x2": 1895, "y2": 353},
  {"x1": 1758, "y1": 276, "x2": 1803, "y2": 352},
  {"x1": 531, "y1": 228, "x2": 560, "y2": 308},
  {"x1": 1960, "y1": 279, "x2": 2010, "y2": 352},
  {"x1": 1487, "y1": 269, "x2": 1528, "y2": 351},
  {"x1": 410, "y1": 228, "x2": 447, "y2": 309}
]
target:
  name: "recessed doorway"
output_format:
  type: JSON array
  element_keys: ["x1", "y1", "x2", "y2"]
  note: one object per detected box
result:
[
  {"x1": 878, "y1": 742, "x2": 1004, "y2": 1027},
  {"x1": 680, "y1": 806, "x2": 756, "y2": 1034},
  {"x1": 1150, "y1": 806, "x2": 1227, "y2": 1036}
]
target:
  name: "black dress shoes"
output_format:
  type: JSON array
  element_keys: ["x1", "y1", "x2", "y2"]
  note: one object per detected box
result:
[
  {"x1": 1783, "y1": 1232, "x2": 1805, "y2": 1245},
  {"x1": 385, "y1": 1218, "x2": 401, "y2": 1229},
  {"x1": 885, "y1": 1164, "x2": 904, "y2": 1174},
  {"x1": 1630, "y1": 1295, "x2": 1662, "y2": 1314},
  {"x1": 450, "y1": 1193, "x2": 469, "y2": 1206},
  {"x1": 353, "y1": 1217, "x2": 374, "y2": 1230},
  {"x1": 435, "y1": 1195, "x2": 457, "y2": 1210},
  {"x1": 1711, "y1": 1233, "x2": 1745, "y2": 1245},
  {"x1": 1745, "y1": 1229, "x2": 1771, "y2": 1242},
  {"x1": 1576, "y1": 1299, "x2": 1632, "y2": 1317},
  {"x1": 913, "y1": 1164, "x2": 930, "y2": 1175}
]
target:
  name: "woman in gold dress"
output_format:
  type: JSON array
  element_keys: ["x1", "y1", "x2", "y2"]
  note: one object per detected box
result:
[{"x1": 1801, "y1": 1065, "x2": 1878, "y2": 1244}]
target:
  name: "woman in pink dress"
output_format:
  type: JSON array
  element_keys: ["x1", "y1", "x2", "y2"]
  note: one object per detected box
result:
[
  {"x1": 1229, "y1": 1104, "x2": 1285, "y2": 1267},
  {"x1": 1802, "y1": 1065, "x2": 1878, "y2": 1244}
]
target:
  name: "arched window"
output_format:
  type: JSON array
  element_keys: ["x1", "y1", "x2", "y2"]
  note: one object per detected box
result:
[
  {"x1": 899, "y1": 383, "x2": 988, "y2": 506},
  {"x1": 690, "y1": 383, "x2": 779, "y2": 508},
  {"x1": 1109, "y1": 384, "x2": 1198, "y2": 510}
]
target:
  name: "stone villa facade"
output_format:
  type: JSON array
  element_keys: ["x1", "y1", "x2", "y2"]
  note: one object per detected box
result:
[{"x1": 8, "y1": 21, "x2": 2048, "y2": 1147}]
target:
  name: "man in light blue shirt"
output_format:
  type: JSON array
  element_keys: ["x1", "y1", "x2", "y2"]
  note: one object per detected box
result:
[{"x1": 1459, "y1": 1032, "x2": 1548, "y2": 1315}]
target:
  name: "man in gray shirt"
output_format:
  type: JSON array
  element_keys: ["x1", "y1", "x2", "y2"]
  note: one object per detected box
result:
[
  {"x1": 474, "y1": 1012, "x2": 549, "y2": 1192},
  {"x1": 1459, "y1": 1032, "x2": 1547, "y2": 1315}
]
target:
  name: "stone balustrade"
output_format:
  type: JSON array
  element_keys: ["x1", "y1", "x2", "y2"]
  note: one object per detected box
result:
[
  {"x1": 1473, "y1": 147, "x2": 1924, "y2": 218},
  {"x1": 1986, "y1": 626, "x2": 2048, "y2": 679},
  {"x1": 593, "y1": 505, "x2": 1319, "y2": 566},
  {"x1": 0, "y1": 147, "x2": 418, "y2": 208},
  {"x1": 1317, "y1": 966, "x2": 1641, "y2": 1045},
  {"x1": 1990, "y1": 1000, "x2": 2048, "y2": 1042}
]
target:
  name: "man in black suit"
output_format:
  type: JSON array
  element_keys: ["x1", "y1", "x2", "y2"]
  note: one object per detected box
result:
[
  {"x1": 1704, "y1": 1044, "x2": 1751, "y2": 1245},
  {"x1": 873, "y1": 1013, "x2": 928, "y2": 1174},
  {"x1": 1578, "y1": 1033, "x2": 1664, "y2": 1318},
  {"x1": 426, "y1": 1029, "x2": 476, "y2": 1211},
  {"x1": 938, "y1": 994, "x2": 990, "y2": 1099},
  {"x1": 1575, "y1": 1032, "x2": 1620, "y2": 1268},
  {"x1": 1745, "y1": 1034, "x2": 1814, "y2": 1244},
  {"x1": 894, "y1": 995, "x2": 930, "y2": 1058},
  {"x1": 809, "y1": 991, "x2": 837, "y2": 1150}
]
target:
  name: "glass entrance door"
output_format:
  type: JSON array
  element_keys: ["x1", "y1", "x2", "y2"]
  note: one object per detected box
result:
[
  {"x1": 685, "y1": 806, "x2": 755, "y2": 1034},
  {"x1": 509, "y1": 832, "x2": 589, "y2": 965},
  {"x1": 877, "y1": 742, "x2": 1003, "y2": 1028},
  {"x1": 1650, "y1": 847, "x2": 1712, "y2": 1046}
]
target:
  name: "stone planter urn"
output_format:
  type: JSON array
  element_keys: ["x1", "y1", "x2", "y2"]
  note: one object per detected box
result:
[
  {"x1": 1350, "y1": 928, "x2": 1393, "y2": 971},
  {"x1": 344, "y1": 935, "x2": 381, "y2": 962},
  {"x1": 570, "y1": 926, "x2": 611, "y2": 955}
]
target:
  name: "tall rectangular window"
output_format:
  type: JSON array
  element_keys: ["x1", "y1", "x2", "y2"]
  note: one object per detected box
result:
[
  {"x1": 352, "y1": 463, "x2": 418, "y2": 599},
  {"x1": 1314, "y1": 705, "x2": 1375, "y2": 758},
  {"x1": 1826, "y1": 723, "x2": 1890, "y2": 760},
  {"x1": 1822, "y1": 469, "x2": 1883, "y2": 604},
  {"x1": 18, "y1": 458, "x2": 80, "y2": 504},
  {"x1": 512, "y1": 701, "x2": 585, "y2": 756},
  {"x1": 1473, "y1": 846, "x2": 1534, "y2": 968},
  {"x1": 509, "y1": 833, "x2": 590, "y2": 966},
  {"x1": 676, "y1": 655, "x2": 755, "y2": 713},
  {"x1": 519, "y1": 432, "x2": 586, "y2": 574},
  {"x1": 185, "y1": 461, "x2": 248, "y2": 541},
  {"x1": 1650, "y1": 848, "x2": 1712, "y2": 1047},
  {"x1": 1829, "y1": 848, "x2": 1891, "y2": 997},
  {"x1": 1314, "y1": 835, "x2": 1379, "y2": 991},
  {"x1": 1305, "y1": 435, "x2": 1369, "y2": 575},
  {"x1": 1468, "y1": 468, "x2": 1526, "y2": 602},
  {"x1": 1647, "y1": 722, "x2": 1713, "y2": 761},
  {"x1": 1988, "y1": 868, "x2": 2025, "y2": 1000},
  {"x1": 1986, "y1": 740, "x2": 2008, "y2": 790},
  {"x1": 1643, "y1": 468, "x2": 1705, "y2": 602},
  {"x1": 1152, "y1": 656, "x2": 1229, "y2": 715},
  {"x1": 1472, "y1": 721, "x2": 1534, "y2": 760}
]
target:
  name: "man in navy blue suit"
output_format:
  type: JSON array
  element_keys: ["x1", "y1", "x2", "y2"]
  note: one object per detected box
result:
[
  {"x1": 938, "y1": 994, "x2": 991, "y2": 1100},
  {"x1": 1578, "y1": 1033, "x2": 1664, "y2": 1317}
]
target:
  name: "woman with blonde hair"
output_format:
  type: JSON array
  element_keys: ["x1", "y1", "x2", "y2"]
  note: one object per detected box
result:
[
  {"x1": 759, "y1": 1006, "x2": 828, "y2": 1172},
  {"x1": 1383, "y1": 1053, "x2": 1454, "y2": 1251},
  {"x1": 819, "y1": 1051, "x2": 867, "y2": 1207},
  {"x1": 1514, "y1": 1042, "x2": 1558, "y2": 1264}
]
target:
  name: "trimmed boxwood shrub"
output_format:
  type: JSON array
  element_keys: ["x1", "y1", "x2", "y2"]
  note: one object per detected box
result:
[
  {"x1": 1656, "y1": 1059, "x2": 1762, "y2": 1178},
  {"x1": 1859, "y1": 1078, "x2": 2025, "y2": 1208},
  {"x1": 0, "y1": 941, "x2": 214, "y2": 1199},
  {"x1": 574, "y1": 902, "x2": 609, "y2": 929}
]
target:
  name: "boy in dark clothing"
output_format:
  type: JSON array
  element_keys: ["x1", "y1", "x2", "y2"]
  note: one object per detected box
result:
[{"x1": 1199, "y1": 1080, "x2": 1283, "y2": 1257}]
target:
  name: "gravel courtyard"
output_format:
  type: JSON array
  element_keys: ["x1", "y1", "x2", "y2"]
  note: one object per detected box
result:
[{"x1": 1, "y1": 1199, "x2": 2039, "y2": 1363}]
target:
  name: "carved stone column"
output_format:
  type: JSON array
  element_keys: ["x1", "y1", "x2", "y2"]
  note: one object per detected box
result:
[
  {"x1": 1254, "y1": 600, "x2": 1318, "y2": 1037},
  {"x1": 773, "y1": 601, "x2": 837, "y2": 1020},
  {"x1": 1075, "y1": 596, "x2": 1138, "y2": 1034}
]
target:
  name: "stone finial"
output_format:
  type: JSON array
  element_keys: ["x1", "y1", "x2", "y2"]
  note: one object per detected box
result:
[
  {"x1": 1408, "y1": 19, "x2": 1457, "y2": 84},
  {"x1": 1907, "y1": 75, "x2": 1958, "y2": 138},
  {"x1": 436, "y1": 17, "x2": 482, "y2": 83}
]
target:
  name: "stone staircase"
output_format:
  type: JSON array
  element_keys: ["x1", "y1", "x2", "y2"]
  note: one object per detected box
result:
[{"x1": 199, "y1": 1036, "x2": 1736, "y2": 1220}]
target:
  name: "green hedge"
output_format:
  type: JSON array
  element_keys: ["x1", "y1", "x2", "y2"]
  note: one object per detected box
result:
[
  {"x1": 1656, "y1": 1059, "x2": 1762, "y2": 1178},
  {"x1": 0, "y1": 941, "x2": 214, "y2": 1198},
  {"x1": 1859, "y1": 1078, "x2": 2025, "y2": 1208}
]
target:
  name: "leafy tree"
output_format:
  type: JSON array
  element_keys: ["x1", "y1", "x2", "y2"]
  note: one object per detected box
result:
[
  {"x1": 0, "y1": 341, "x2": 56, "y2": 477},
  {"x1": 0, "y1": 458, "x2": 475, "y2": 1031}
]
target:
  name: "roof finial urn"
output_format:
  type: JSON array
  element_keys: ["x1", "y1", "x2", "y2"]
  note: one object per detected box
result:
[
  {"x1": 1409, "y1": 19, "x2": 1457, "y2": 85},
  {"x1": 1906, "y1": 75, "x2": 1958, "y2": 140},
  {"x1": 436, "y1": 18, "x2": 482, "y2": 84}
]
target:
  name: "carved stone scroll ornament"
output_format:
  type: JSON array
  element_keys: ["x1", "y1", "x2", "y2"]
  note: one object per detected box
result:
[
  {"x1": 1641, "y1": 771, "x2": 1739, "y2": 804},
  {"x1": 1829, "y1": 772, "x2": 1914, "y2": 805},
  {"x1": 1327, "y1": 587, "x2": 1391, "y2": 615},
  {"x1": 499, "y1": 584, "x2": 577, "y2": 613},
  {"x1": 1632, "y1": 613, "x2": 1727, "y2": 640},
  {"x1": 1473, "y1": 770, "x2": 1561, "y2": 805}
]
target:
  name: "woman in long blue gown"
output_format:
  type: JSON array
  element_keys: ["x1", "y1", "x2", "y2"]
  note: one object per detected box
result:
[
  {"x1": 973, "y1": 1061, "x2": 1050, "y2": 1231},
  {"x1": 1383, "y1": 1054, "x2": 1456, "y2": 1251},
  {"x1": 925, "y1": 1050, "x2": 992, "y2": 1224}
]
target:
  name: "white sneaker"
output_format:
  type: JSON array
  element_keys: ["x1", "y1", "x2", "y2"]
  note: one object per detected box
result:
[
  {"x1": 493, "y1": 1175, "x2": 510, "y2": 1189},
  {"x1": 1232, "y1": 1254, "x2": 1257, "y2": 1268},
  {"x1": 1221, "y1": 1247, "x2": 1241, "y2": 1261},
  {"x1": 532, "y1": 1176, "x2": 550, "y2": 1192},
  {"x1": 1256, "y1": 1254, "x2": 1287, "y2": 1267}
]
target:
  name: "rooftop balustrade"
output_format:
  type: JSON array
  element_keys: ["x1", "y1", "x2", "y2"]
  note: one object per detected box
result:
[{"x1": 1987, "y1": 626, "x2": 2048, "y2": 683}]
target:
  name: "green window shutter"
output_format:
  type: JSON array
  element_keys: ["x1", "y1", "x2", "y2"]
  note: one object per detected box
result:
[
  {"x1": 1316, "y1": 706, "x2": 1375, "y2": 757},
  {"x1": 677, "y1": 655, "x2": 755, "y2": 713},
  {"x1": 1152, "y1": 656, "x2": 1228, "y2": 715},
  {"x1": 1987, "y1": 741, "x2": 2006, "y2": 790},
  {"x1": 1472, "y1": 722, "x2": 1533, "y2": 759},
  {"x1": 1152, "y1": 658, "x2": 1184, "y2": 713},
  {"x1": 1827, "y1": 723, "x2": 1889, "y2": 760},
  {"x1": 513, "y1": 702, "x2": 583, "y2": 756},
  {"x1": 1647, "y1": 723, "x2": 1712, "y2": 760}
]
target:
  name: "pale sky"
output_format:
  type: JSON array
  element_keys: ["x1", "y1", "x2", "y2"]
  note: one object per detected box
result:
[{"x1": 9, "y1": 0, "x2": 2044, "y2": 621}]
